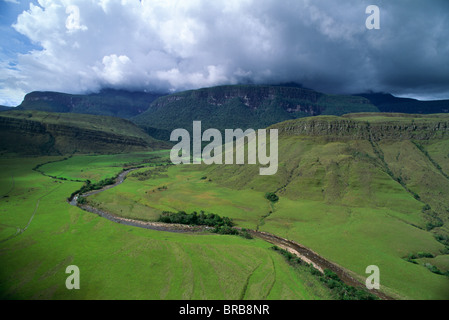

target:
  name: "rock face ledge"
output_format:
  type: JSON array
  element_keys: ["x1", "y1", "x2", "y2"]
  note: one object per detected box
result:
[{"x1": 272, "y1": 114, "x2": 449, "y2": 141}]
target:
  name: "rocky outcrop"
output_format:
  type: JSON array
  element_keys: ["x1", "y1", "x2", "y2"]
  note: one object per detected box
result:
[{"x1": 273, "y1": 115, "x2": 449, "y2": 141}]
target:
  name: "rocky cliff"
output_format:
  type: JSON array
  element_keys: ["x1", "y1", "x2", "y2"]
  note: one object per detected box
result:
[
  {"x1": 132, "y1": 85, "x2": 378, "y2": 140},
  {"x1": 271, "y1": 113, "x2": 449, "y2": 141}
]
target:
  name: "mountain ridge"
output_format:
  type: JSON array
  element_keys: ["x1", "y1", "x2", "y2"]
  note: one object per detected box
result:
[
  {"x1": 131, "y1": 84, "x2": 379, "y2": 140},
  {"x1": 16, "y1": 89, "x2": 165, "y2": 119},
  {"x1": 0, "y1": 110, "x2": 170, "y2": 155},
  {"x1": 10, "y1": 85, "x2": 449, "y2": 142}
]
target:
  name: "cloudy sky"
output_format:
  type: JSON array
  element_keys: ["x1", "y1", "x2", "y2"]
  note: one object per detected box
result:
[{"x1": 1, "y1": 0, "x2": 448, "y2": 106}]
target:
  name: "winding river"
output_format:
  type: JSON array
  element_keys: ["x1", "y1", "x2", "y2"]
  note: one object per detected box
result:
[{"x1": 68, "y1": 167, "x2": 393, "y2": 300}]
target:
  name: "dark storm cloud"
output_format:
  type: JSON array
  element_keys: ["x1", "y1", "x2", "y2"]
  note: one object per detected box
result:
[{"x1": 1, "y1": 0, "x2": 448, "y2": 105}]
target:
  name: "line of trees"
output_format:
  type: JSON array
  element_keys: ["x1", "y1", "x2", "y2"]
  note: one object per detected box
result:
[
  {"x1": 157, "y1": 211, "x2": 253, "y2": 239},
  {"x1": 158, "y1": 210, "x2": 234, "y2": 227}
]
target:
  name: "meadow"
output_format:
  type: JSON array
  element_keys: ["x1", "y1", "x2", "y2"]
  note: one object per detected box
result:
[
  {"x1": 84, "y1": 125, "x2": 449, "y2": 300},
  {"x1": 1, "y1": 114, "x2": 448, "y2": 300},
  {"x1": 0, "y1": 153, "x2": 334, "y2": 300}
]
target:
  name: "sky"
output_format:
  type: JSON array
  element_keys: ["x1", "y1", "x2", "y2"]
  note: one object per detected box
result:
[{"x1": 0, "y1": 0, "x2": 449, "y2": 106}]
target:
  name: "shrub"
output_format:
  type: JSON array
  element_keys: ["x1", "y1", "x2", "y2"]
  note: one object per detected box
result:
[
  {"x1": 265, "y1": 192, "x2": 279, "y2": 202},
  {"x1": 435, "y1": 234, "x2": 449, "y2": 246},
  {"x1": 213, "y1": 225, "x2": 239, "y2": 235},
  {"x1": 425, "y1": 263, "x2": 444, "y2": 275},
  {"x1": 417, "y1": 252, "x2": 435, "y2": 258}
]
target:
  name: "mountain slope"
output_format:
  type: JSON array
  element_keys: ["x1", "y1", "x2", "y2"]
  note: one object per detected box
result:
[
  {"x1": 207, "y1": 113, "x2": 449, "y2": 223},
  {"x1": 199, "y1": 113, "x2": 449, "y2": 299},
  {"x1": 132, "y1": 85, "x2": 379, "y2": 140},
  {"x1": 0, "y1": 110, "x2": 170, "y2": 155},
  {"x1": 17, "y1": 89, "x2": 165, "y2": 119}
]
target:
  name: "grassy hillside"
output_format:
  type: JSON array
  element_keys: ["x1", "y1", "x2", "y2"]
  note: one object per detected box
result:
[
  {"x1": 17, "y1": 89, "x2": 164, "y2": 119},
  {"x1": 0, "y1": 110, "x2": 170, "y2": 155},
  {"x1": 132, "y1": 85, "x2": 379, "y2": 140},
  {"x1": 0, "y1": 154, "x2": 335, "y2": 300},
  {"x1": 91, "y1": 113, "x2": 449, "y2": 299}
]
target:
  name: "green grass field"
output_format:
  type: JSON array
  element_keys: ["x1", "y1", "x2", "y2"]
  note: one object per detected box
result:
[
  {"x1": 87, "y1": 162, "x2": 449, "y2": 300},
  {"x1": 2, "y1": 114, "x2": 448, "y2": 300},
  {"x1": 0, "y1": 153, "x2": 334, "y2": 300},
  {"x1": 81, "y1": 114, "x2": 449, "y2": 300}
]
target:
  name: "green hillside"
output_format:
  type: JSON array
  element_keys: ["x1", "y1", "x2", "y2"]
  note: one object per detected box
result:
[
  {"x1": 0, "y1": 110, "x2": 170, "y2": 155},
  {"x1": 132, "y1": 85, "x2": 379, "y2": 140},
  {"x1": 90, "y1": 113, "x2": 449, "y2": 299}
]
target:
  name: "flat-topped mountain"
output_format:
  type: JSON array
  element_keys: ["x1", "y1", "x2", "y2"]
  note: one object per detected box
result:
[
  {"x1": 357, "y1": 93, "x2": 449, "y2": 114},
  {"x1": 17, "y1": 89, "x2": 165, "y2": 119},
  {"x1": 131, "y1": 85, "x2": 379, "y2": 140}
]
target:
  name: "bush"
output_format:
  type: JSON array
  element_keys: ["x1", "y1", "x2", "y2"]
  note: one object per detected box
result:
[
  {"x1": 425, "y1": 263, "x2": 444, "y2": 275},
  {"x1": 404, "y1": 258, "x2": 418, "y2": 264},
  {"x1": 240, "y1": 228, "x2": 253, "y2": 239},
  {"x1": 265, "y1": 192, "x2": 279, "y2": 202},
  {"x1": 435, "y1": 234, "x2": 449, "y2": 246},
  {"x1": 213, "y1": 225, "x2": 239, "y2": 235},
  {"x1": 417, "y1": 252, "x2": 435, "y2": 258}
]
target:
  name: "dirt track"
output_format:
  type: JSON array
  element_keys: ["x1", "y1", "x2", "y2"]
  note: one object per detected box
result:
[{"x1": 69, "y1": 167, "x2": 393, "y2": 300}]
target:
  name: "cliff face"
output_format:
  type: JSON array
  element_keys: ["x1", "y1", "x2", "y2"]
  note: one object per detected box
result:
[
  {"x1": 0, "y1": 111, "x2": 169, "y2": 155},
  {"x1": 272, "y1": 114, "x2": 449, "y2": 141},
  {"x1": 149, "y1": 85, "x2": 370, "y2": 115},
  {"x1": 189, "y1": 85, "x2": 323, "y2": 111},
  {"x1": 18, "y1": 90, "x2": 164, "y2": 119},
  {"x1": 133, "y1": 85, "x2": 378, "y2": 140}
]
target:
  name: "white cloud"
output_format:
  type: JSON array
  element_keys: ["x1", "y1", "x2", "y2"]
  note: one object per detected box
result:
[
  {"x1": 1, "y1": 0, "x2": 449, "y2": 106},
  {"x1": 95, "y1": 54, "x2": 131, "y2": 85}
]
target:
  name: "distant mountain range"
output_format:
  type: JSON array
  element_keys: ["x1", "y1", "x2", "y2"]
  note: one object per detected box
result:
[
  {"x1": 357, "y1": 92, "x2": 449, "y2": 114},
  {"x1": 7, "y1": 85, "x2": 449, "y2": 141},
  {"x1": 131, "y1": 85, "x2": 380, "y2": 140},
  {"x1": 16, "y1": 89, "x2": 164, "y2": 119}
]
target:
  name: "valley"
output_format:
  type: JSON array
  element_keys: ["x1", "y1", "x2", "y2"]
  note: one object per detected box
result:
[
  {"x1": 0, "y1": 152, "x2": 338, "y2": 300},
  {"x1": 1, "y1": 95, "x2": 448, "y2": 300}
]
